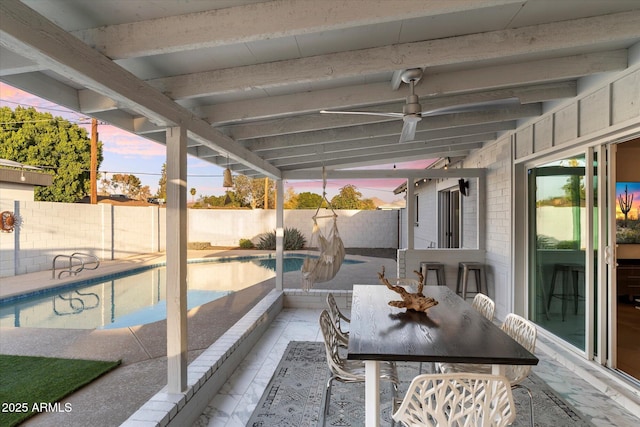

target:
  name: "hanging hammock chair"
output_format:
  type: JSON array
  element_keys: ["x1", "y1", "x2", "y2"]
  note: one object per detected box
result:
[{"x1": 301, "y1": 169, "x2": 345, "y2": 291}]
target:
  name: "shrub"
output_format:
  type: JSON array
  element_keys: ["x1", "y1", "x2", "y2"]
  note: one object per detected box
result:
[
  {"x1": 187, "y1": 242, "x2": 213, "y2": 250},
  {"x1": 256, "y1": 231, "x2": 275, "y2": 250},
  {"x1": 284, "y1": 227, "x2": 306, "y2": 250},
  {"x1": 256, "y1": 228, "x2": 306, "y2": 250},
  {"x1": 239, "y1": 238, "x2": 254, "y2": 249}
]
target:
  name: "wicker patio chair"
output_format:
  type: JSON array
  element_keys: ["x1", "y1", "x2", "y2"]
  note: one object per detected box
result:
[
  {"x1": 472, "y1": 293, "x2": 495, "y2": 321},
  {"x1": 319, "y1": 309, "x2": 399, "y2": 426},
  {"x1": 438, "y1": 313, "x2": 537, "y2": 427},
  {"x1": 392, "y1": 372, "x2": 516, "y2": 427}
]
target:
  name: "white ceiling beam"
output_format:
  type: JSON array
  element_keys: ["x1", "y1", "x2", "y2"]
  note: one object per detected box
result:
[
  {"x1": 78, "y1": 89, "x2": 119, "y2": 113},
  {"x1": 242, "y1": 105, "x2": 540, "y2": 153},
  {"x1": 422, "y1": 104, "x2": 542, "y2": 129},
  {"x1": 199, "y1": 81, "x2": 398, "y2": 124},
  {"x1": 222, "y1": 113, "x2": 396, "y2": 141},
  {"x1": 283, "y1": 168, "x2": 486, "y2": 180},
  {"x1": 201, "y1": 80, "x2": 552, "y2": 126},
  {"x1": 246, "y1": 121, "x2": 517, "y2": 153},
  {"x1": 260, "y1": 134, "x2": 495, "y2": 161},
  {"x1": 149, "y1": 12, "x2": 639, "y2": 100},
  {"x1": 0, "y1": 0, "x2": 280, "y2": 179},
  {"x1": 277, "y1": 145, "x2": 480, "y2": 171},
  {"x1": 221, "y1": 83, "x2": 572, "y2": 140},
  {"x1": 83, "y1": 47, "x2": 591, "y2": 117},
  {"x1": 270, "y1": 138, "x2": 487, "y2": 168},
  {"x1": 0, "y1": 72, "x2": 80, "y2": 111},
  {"x1": 133, "y1": 117, "x2": 166, "y2": 134},
  {"x1": 420, "y1": 50, "x2": 628, "y2": 96},
  {"x1": 0, "y1": 48, "x2": 42, "y2": 76},
  {"x1": 73, "y1": 0, "x2": 522, "y2": 60}
]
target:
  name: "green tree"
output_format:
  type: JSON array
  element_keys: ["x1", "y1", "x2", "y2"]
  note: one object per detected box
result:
[
  {"x1": 190, "y1": 187, "x2": 196, "y2": 203},
  {"x1": 111, "y1": 173, "x2": 142, "y2": 198},
  {"x1": 359, "y1": 198, "x2": 376, "y2": 210},
  {"x1": 232, "y1": 175, "x2": 253, "y2": 207},
  {"x1": 138, "y1": 185, "x2": 152, "y2": 202},
  {"x1": 283, "y1": 187, "x2": 299, "y2": 209},
  {"x1": 0, "y1": 106, "x2": 103, "y2": 202},
  {"x1": 296, "y1": 192, "x2": 325, "y2": 209},
  {"x1": 233, "y1": 175, "x2": 274, "y2": 208},
  {"x1": 156, "y1": 162, "x2": 167, "y2": 199},
  {"x1": 99, "y1": 173, "x2": 111, "y2": 195},
  {"x1": 331, "y1": 184, "x2": 365, "y2": 209},
  {"x1": 200, "y1": 191, "x2": 241, "y2": 207}
]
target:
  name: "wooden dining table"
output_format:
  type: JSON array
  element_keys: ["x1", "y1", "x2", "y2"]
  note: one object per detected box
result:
[{"x1": 347, "y1": 284, "x2": 539, "y2": 427}]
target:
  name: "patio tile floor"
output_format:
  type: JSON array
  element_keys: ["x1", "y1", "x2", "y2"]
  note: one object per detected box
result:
[
  {"x1": 1, "y1": 251, "x2": 639, "y2": 426},
  {"x1": 195, "y1": 307, "x2": 640, "y2": 427}
]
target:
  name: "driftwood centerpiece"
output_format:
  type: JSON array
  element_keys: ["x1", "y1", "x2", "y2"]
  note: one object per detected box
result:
[{"x1": 378, "y1": 266, "x2": 438, "y2": 313}]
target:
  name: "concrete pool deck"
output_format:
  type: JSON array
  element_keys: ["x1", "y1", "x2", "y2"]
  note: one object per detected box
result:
[{"x1": 0, "y1": 249, "x2": 397, "y2": 426}]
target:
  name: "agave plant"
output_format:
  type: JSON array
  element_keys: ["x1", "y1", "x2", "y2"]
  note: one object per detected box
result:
[{"x1": 256, "y1": 228, "x2": 306, "y2": 250}]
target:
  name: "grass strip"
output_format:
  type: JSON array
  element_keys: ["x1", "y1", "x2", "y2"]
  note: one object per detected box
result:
[{"x1": 0, "y1": 354, "x2": 120, "y2": 427}]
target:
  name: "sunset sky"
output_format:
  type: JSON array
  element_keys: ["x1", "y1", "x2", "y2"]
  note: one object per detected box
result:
[{"x1": 1, "y1": 82, "x2": 432, "y2": 202}]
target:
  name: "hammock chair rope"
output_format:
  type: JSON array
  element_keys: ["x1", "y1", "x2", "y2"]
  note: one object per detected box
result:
[{"x1": 301, "y1": 168, "x2": 345, "y2": 291}]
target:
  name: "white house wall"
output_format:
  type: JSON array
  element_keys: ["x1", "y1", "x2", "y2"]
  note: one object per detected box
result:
[
  {"x1": 414, "y1": 184, "x2": 438, "y2": 249},
  {"x1": 408, "y1": 176, "x2": 479, "y2": 250},
  {"x1": 0, "y1": 182, "x2": 35, "y2": 202},
  {"x1": 463, "y1": 136, "x2": 513, "y2": 319},
  {"x1": 461, "y1": 178, "x2": 479, "y2": 249},
  {"x1": 406, "y1": 43, "x2": 639, "y2": 319}
]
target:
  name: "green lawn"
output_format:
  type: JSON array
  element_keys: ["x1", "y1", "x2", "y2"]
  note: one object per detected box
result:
[{"x1": 0, "y1": 354, "x2": 120, "y2": 427}]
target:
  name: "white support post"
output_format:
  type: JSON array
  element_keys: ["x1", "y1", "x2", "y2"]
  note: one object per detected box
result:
[
  {"x1": 406, "y1": 177, "x2": 415, "y2": 250},
  {"x1": 364, "y1": 360, "x2": 381, "y2": 427},
  {"x1": 276, "y1": 179, "x2": 284, "y2": 290},
  {"x1": 166, "y1": 126, "x2": 188, "y2": 393}
]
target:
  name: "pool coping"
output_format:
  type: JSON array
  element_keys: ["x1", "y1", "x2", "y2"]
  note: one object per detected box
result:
[
  {"x1": 120, "y1": 288, "x2": 351, "y2": 427},
  {"x1": 0, "y1": 251, "x2": 362, "y2": 304}
]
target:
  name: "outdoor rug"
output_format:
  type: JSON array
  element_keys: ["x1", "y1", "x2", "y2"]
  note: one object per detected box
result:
[{"x1": 247, "y1": 341, "x2": 594, "y2": 427}]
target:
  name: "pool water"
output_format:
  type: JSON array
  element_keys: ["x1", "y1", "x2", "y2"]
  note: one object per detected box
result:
[{"x1": 0, "y1": 255, "x2": 361, "y2": 330}]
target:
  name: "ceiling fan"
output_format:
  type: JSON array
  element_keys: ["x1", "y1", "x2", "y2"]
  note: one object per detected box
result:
[{"x1": 320, "y1": 68, "x2": 426, "y2": 143}]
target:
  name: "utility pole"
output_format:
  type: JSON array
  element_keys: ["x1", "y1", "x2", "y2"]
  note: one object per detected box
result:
[
  {"x1": 264, "y1": 178, "x2": 268, "y2": 209},
  {"x1": 90, "y1": 118, "x2": 98, "y2": 204}
]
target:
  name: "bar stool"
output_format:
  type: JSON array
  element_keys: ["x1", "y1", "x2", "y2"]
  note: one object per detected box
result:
[
  {"x1": 420, "y1": 262, "x2": 446, "y2": 286},
  {"x1": 456, "y1": 262, "x2": 486, "y2": 300},
  {"x1": 547, "y1": 263, "x2": 584, "y2": 321}
]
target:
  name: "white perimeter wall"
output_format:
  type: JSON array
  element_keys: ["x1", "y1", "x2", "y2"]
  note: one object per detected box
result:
[
  {"x1": 189, "y1": 209, "x2": 399, "y2": 248},
  {"x1": 0, "y1": 202, "x2": 398, "y2": 277}
]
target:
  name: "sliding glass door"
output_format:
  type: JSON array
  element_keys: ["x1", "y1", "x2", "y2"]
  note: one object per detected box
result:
[{"x1": 528, "y1": 155, "x2": 587, "y2": 350}]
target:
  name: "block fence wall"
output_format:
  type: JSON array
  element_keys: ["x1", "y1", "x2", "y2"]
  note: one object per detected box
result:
[{"x1": 0, "y1": 200, "x2": 399, "y2": 277}]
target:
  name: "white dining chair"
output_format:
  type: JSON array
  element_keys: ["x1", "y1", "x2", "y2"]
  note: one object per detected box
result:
[
  {"x1": 326, "y1": 293, "x2": 350, "y2": 347},
  {"x1": 392, "y1": 372, "x2": 516, "y2": 427},
  {"x1": 319, "y1": 309, "x2": 399, "y2": 426},
  {"x1": 439, "y1": 313, "x2": 537, "y2": 427},
  {"x1": 472, "y1": 292, "x2": 495, "y2": 321}
]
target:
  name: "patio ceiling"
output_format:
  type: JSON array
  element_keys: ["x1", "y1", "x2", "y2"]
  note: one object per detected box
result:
[{"x1": 2, "y1": 0, "x2": 640, "y2": 180}]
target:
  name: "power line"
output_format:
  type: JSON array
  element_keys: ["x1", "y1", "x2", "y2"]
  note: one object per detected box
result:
[
  {"x1": 0, "y1": 98, "x2": 85, "y2": 116},
  {"x1": 0, "y1": 100, "x2": 102, "y2": 125}
]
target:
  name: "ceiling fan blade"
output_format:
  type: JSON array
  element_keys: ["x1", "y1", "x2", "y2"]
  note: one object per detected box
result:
[
  {"x1": 399, "y1": 118, "x2": 418, "y2": 143},
  {"x1": 320, "y1": 110, "x2": 403, "y2": 118}
]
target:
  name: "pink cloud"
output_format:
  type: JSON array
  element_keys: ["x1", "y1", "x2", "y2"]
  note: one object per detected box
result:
[{"x1": 98, "y1": 126, "x2": 166, "y2": 158}]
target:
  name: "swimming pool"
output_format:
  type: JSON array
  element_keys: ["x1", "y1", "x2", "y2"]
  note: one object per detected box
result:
[{"x1": 0, "y1": 255, "x2": 362, "y2": 330}]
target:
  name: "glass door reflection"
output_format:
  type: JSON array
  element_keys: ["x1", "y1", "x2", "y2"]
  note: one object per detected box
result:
[{"x1": 529, "y1": 155, "x2": 586, "y2": 350}]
